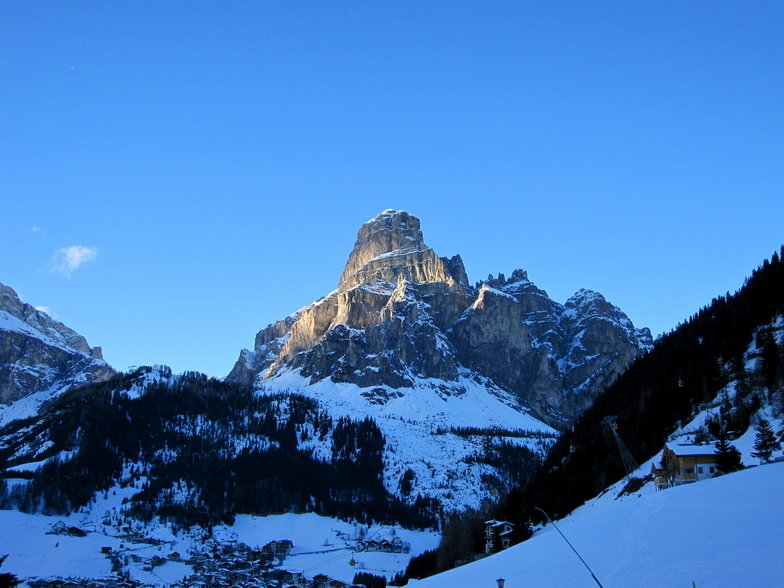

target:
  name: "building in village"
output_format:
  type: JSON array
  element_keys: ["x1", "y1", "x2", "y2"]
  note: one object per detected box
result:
[
  {"x1": 484, "y1": 520, "x2": 514, "y2": 554},
  {"x1": 355, "y1": 536, "x2": 406, "y2": 553},
  {"x1": 651, "y1": 444, "x2": 718, "y2": 490},
  {"x1": 261, "y1": 539, "x2": 294, "y2": 559}
]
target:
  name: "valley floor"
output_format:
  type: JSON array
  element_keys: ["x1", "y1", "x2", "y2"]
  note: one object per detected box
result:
[{"x1": 0, "y1": 501, "x2": 439, "y2": 587}]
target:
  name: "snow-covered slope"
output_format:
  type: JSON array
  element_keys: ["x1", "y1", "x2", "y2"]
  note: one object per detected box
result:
[
  {"x1": 261, "y1": 370, "x2": 556, "y2": 511},
  {"x1": 415, "y1": 460, "x2": 784, "y2": 588}
]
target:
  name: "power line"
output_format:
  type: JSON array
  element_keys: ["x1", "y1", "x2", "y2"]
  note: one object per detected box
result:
[{"x1": 535, "y1": 507, "x2": 605, "y2": 588}]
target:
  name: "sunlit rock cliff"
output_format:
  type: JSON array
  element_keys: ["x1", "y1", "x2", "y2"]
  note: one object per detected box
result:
[{"x1": 228, "y1": 210, "x2": 652, "y2": 427}]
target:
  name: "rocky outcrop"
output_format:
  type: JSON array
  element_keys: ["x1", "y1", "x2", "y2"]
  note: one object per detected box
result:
[
  {"x1": 228, "y1": 210, "x2": 652, "y2": 427},
  {"x1": 454, "y1": 272, "x2": 653, "y2": 422},
  {"x1": 225, "y1": 312, "x2": 301, "y2": 388},
  {"x1": 0, "y1": 282, "x2": 114, "y2": 405},
  {"x1": 338, "y1": 209, "x2": 468, "y2": 291}
]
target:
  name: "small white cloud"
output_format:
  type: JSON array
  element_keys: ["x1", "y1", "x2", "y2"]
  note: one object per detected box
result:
[
  {"x1": 31, "y1": 225, "x2": 41, "y2": 233},
  {"x1": 50, "y1": 245, "x2": 98, "y2": 278},
  {"x1": 35, "y1": 305, "x2": 51, "y2": 315}
]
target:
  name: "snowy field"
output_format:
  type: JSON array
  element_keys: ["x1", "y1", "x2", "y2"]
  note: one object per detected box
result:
[{"x1": 414, "y1": 460, "x2": 784, "y2": 588}]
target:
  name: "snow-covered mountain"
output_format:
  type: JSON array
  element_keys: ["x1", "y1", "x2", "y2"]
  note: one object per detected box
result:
[
  {"x1": 228, "y1": 209, "x2": 652, "y2": 428},
  {"x1": 0, "y1": 224, "x2": 779, "y2": 587},
  {"x1": 0, "y1": 282, "x2": 114, "y2": 425},
  {"x1": 0, "y1": 211, "x2": 652, "y2": 521}
]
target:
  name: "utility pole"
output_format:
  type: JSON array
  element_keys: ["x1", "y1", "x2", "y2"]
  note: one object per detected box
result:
[{"x1": 602, "y1": 415, "x2": 640, "y2": 479}]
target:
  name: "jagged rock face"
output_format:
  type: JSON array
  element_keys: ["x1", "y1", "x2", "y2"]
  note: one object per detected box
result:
[
  {"x1": 281, "y1": 279, "x2": 464, "y2": 388},
  {"x1": 229, "y1": 210, "x2": 652, "y2": 427},
  {"x1": 0, "y1": 282, "x2": 115, "y2": 405},
  {"x1": 241, "y1": 210, "x2": 474, "y2": 391},
  {"x1": 262, "y1": 276, "x2": 469, "y2": 389},
  {"x1": 455, "y1": 273, "x2": 653, "y2": 422},
  {"x1": 338, "y1": 209, "x2": 468, "y2": 291},
  {"x1": 225, "y1": 312, "x2": 300, "y2": 388},
  {"x1": 450, "y1": 284, "x2": 564, "y2": 419},
  {"x1": 559, "y1": 289, "x2": 652, "y2": 413}
]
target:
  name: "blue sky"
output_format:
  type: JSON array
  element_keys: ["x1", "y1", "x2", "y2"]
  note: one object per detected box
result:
[{"x1": 2, "y1": 2, "x2": 783, "y2": 377}]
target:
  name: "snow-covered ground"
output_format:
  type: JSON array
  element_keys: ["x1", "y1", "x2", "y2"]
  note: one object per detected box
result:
[
  {"x1": 414, "y1": 460, "x2": 784, "y2": 588},
  {"x1": 215, "y1": 513, "x2": 439, "y2": 583},
  {"x1": 0, "y1": 383, "x2": 69, "y2": 427}
]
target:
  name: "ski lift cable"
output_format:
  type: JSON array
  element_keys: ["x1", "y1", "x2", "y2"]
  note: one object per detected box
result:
[{"x1": 300, "y1": 547, "x2": 352, "y2": 573}]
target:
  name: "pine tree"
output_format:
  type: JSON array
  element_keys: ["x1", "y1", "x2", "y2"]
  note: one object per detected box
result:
[
  {"x1": 714, "y1": 434, "x2": 743, "y2": 474},
  {"x1": 0, "y1": 555, "x2": 20, "y2": 588},
  {"x1": 353, "y1": 572, "x2": 387, "y2": 588},
  {"x1": 751, "y1": 418, "x2": 782, "y2": 463}
]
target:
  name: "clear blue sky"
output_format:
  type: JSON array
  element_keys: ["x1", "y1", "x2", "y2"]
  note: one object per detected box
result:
[{"x1": 2, "y1": 2, "x2": 783, "y2": 377}]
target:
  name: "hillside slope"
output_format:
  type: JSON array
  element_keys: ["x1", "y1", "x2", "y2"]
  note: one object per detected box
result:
[
  {"x1": 415, "y1": 461, "x2": 784, "y2": 588},
  {"x1": 517, "y1": 245, "x2": 784, "y2": 525}
]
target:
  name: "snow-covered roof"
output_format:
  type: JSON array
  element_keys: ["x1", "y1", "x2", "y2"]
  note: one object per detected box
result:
[{"x1": 666, "y1": 443, "x2": 716, "y2": 457}]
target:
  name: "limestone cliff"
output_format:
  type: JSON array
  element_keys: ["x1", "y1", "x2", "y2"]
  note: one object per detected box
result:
[
  {"x1": 0, "y1": 282, "x2": 115, "y2": 406},
  {"x1": 337, "y1": 209, "x2": 468, "y2": 291},
  {"x1": 454, "y1": 271, "x2": 653, "y2": 422},
  {"x1": 228, "y1": 210, "x2": 652, "y2": 427}
]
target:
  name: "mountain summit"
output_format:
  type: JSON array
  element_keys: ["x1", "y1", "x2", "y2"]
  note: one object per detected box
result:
[
  {"x1": 0, "y1": 282, "x2": 114, "y2": 420},
  {"x1": 228, "y1": 210, "x2": 652, "y2": 427},
  {"x1": 338, "y1": 209, "x2": 469, "y2": 291}
]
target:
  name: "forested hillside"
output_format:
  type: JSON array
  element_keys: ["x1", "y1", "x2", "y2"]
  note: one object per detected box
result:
[
  {"x1": 517, "y1": 245, "x2": 784, "y2": 522},
  {"x1": 0, "y1": 369, "x2": 439, "y2": 531}
]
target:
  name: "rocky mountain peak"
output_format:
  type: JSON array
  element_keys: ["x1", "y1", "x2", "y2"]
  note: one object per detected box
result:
[
  {"x1": 1, "y1": 283, "x2": 93, "y2": 356},
  {"x1": 229, "y1": 211, "x2": 652, "y2": 428},
  {"x1": 0, "y1": 281, "x2": 114, "y2": 409},
  {"x1": 338, "y1": 210, "x2": 467, "y2": 291}
]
